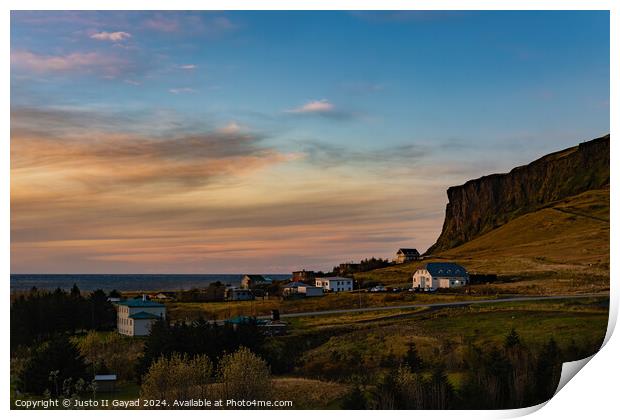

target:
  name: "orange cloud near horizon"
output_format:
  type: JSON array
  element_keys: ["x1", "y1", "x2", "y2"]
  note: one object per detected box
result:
[{"x1": 10, "y1": 107, "x2": 452, "y2": 273}]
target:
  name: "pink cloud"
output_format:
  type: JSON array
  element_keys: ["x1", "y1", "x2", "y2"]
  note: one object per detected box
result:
[
  {"x1": 143, "y1": 16, "x2": 179, "y2": 32},
  {"x1": 142, "y1": 14, "x2": 238, "y2": 37},
  {"x1": 288, "y1": 99, "x2": 335, "y2": 114},
  {"x1": 11, "y1": 50, "x2": 128, "y2": 77},
  {"x1": 90, "y1": 31, "x2": 132, "y2": 42}
]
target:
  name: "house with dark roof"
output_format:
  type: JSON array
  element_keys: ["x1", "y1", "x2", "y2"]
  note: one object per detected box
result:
[
  {"x1": 116, "y1": 296, "x2": 166, "y2": 336},
  {"x1": 412, "y1": 262, "x2": 468, "y2": 291},
  {"x1": 395, "y1": 248, "x2": 421, "y2": 264},
  {"x1": 240, "y1": 274, "x2": 272, "y2": 289}
]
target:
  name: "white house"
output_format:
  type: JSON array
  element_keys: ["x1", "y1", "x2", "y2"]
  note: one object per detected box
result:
[
  {"x1": 282, "y1": 281, "x2": 324, "y2": 297},
  {"x1": 412, "y1": 262, "x2": 468, "y2": 291},
  {"x1": 116, "y1": 296, "x2": 166, "y2": 336},
  {"x1": 315, "y1": 277, "x2": 353, "y2": 292}
]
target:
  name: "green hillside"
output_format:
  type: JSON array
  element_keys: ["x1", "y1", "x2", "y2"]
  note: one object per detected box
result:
[{"x1": 355, "y1": 187, "x2": 609, "y2": 294}]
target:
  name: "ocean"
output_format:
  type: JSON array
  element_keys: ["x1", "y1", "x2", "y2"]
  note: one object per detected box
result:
[{"x1": 10, "y1": 274, "x2": 291, "y2": 293}]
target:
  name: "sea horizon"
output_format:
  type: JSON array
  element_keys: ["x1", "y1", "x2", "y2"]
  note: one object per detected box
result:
[{"x1": 10, "y1": 273, "x2": 292, "y2": 293}]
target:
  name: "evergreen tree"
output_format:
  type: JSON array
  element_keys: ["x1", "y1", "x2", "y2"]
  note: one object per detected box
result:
[
  {"x1": 533, "y1": 337, "x2": 562, "y2": 403},
  {"x1": 504, "y1": 328, "x2": 521, "y2": 349},
  {"x1": 18, "y1": 335, "x2": 89, "y2": 396},
  {"x1": 404, "y1": 341, "x2": 424, "y2": 373},
  {"x1": 341, "y1": 386, "x2": 367, "y2": 409},
  {"x1": 70, "y1": 284, "x2": 81, "y2": 298}
]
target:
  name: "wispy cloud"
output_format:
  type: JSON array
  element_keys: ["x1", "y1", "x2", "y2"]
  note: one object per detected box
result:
[
  {"x1": 11, "y1": 106, "x2": 294, "y2": 190},
  {"x1": 289, "y1": 99, "x2": 335, "y2": 114},
  {"x1": 286, "y1": 99, "x2": 355, "y2": 120},
  {"x1": 168, "y1": 87, "x2": 196, "y2": 94},
  {"x1": 90, "y1": 31, "x2": 132, "y2": 42},
  {"x1": 143, "y1": 13, "x2": 238, "y2": 37},
  {"x1": 178, "y1": 64, "x2": 197, "y2": 70},
  {"x1": 11, "y1": 50, "x2": 129, "y2": 77}
]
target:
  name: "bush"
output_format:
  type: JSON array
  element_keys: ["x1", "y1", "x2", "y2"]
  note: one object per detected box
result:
[
  {"x1": 218, "y1": 347, "x2": 271, "y2": 402},
  {"x1": 140, "y1": 353, "x2": 213, "y2": 401}
]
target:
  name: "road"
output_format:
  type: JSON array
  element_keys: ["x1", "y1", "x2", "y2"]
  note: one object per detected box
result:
[{"x1": 256, "y1": 293, "x2": 609, "y2": 320}]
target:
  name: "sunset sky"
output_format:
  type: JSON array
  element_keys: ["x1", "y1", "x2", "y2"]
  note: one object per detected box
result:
[{"x1": 11, "y1": 11, "x2": 609, "y2": 274}]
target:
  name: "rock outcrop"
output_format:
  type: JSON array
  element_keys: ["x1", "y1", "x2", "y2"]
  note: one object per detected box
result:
[{"x1": 426, "y1": 134, "x2": 610, "y2": 254}]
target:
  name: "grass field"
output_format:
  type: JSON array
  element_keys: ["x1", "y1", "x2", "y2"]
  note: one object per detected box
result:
[
  {"x1": 166, "y1": 291, "x2": 503, "y2": 321},
  {"x1": 287, "y1": 296, "x2": 609, "y2": 382}
]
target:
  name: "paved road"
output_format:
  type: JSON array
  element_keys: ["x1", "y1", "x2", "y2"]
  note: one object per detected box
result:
[{"x1": 256, "y1": 293, "x2": 609, "y2": 320}]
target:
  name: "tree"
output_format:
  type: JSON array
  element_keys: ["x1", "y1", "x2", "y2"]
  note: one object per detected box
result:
[
  {"x1": 76, "y1": 331, "x2": 143, "y2": 381},
  {"x1": 504, "y1": 328, "x2": 521, "y2": 349},
  {"x1": 404, "y1": 341, "x2": 424, "y2": 372},
  {"x1": 136, "y1": 318, "x2": 264, "y2": 381},
  {"x1": 87, "y1": 289, "x2": 116, "y2": 330},
  {"x1": 218, "y1": 347, "x2": 271, "y2": 401},
  {"x1": 70, "y1": 284, "x2": 81, "y2": 298},
  {"x1": 533, "y1": 338, "x2": 563, "y2": 403},
  {"x1": 18, "y1": 335, "x2": 89, "y2": 396},
  {"x1": 140, "y1": 353, "x2": 213, "y2": 401},
  {"x1": 341, "y1": 386, "x2": 367, "y2": 409}
]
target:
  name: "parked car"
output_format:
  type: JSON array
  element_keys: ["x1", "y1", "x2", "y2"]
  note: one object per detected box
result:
[{"x1": 370, "y1": 285, "x2": 387, "y2": 292}]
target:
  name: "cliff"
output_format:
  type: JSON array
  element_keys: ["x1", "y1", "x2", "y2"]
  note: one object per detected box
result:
[{"x1": 426, "y1": 134, "x2": 610, "y2": 254}]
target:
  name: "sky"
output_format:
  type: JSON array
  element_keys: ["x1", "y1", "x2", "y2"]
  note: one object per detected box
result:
[{"x1": 10, "y1": 11, "x2": 610, "y2": 274}]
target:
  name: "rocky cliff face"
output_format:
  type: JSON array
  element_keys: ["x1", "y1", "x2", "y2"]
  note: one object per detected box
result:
[{"x1": 426, "y1": 134, "x2": 610, "y2": 254}]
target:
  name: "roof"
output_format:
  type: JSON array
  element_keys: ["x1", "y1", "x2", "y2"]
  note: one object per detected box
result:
[
  {"x1": 317, "y1": 276, "x2": 352, "y2": 282},
  {"x1": 128, "y1": 311, "x2": 162, "y2": 320},
  {"x1": 284, "y1": 281, "x2": 307, "y2": 288},
  {"x1": 94, "y1": 374, "x2": 117, "y2": 381},
  {"x1": 422, "y1": 262, "x2": 467, "y2": 277},
  {"x1": 225, "y1": 315, "x2": 266, "y2": 325},
  {"x1": 243, "y1": 274, "x2": 272, "y2": 283},
  {"x1": 117, "y1": 298, "x2": 165, "y2": 308},
  {"x1": 398, "y1": 248, "x2": 420, "y2": 255}
]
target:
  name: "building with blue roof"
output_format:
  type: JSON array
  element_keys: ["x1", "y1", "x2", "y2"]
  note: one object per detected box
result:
[
  {"x1": 412, "y1": 262, "x2": 469, "y2": 291},
  {"x1": 116, "y1": 295, "x2": 166, "y2": 336}
]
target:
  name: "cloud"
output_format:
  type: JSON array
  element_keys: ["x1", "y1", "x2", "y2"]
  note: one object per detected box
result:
[
  {"x1": 285, "y1": 99, "x2": 356, "y2": 120},
  {"x1": 143, "y1": 16, "x2": 179, "y2": 32},
  {"x1": 11, "y1": 106, "x2": 294, "y2": 189},
  {"x1": 289, "y1": 99, "x2": 334, "y2": 114},
  {"x1": 299, "y1": 140, "x2": 430, "y2": 169},
  {"x1": 142, "y1": 13, "x2": 238, "y2": 37},
  {"x1": 178, "y1": 64, "x2": 197, "y2": 70},
  {"x1": 217, "y1": 122, "x2": 242, "y2": 135},
  {"x1": 90, "y1": 31, "x2": 132, "y2": 42},
  {"x1": 11, "y1": 50, "x2": 128, "y2": 77},
  {"x1": 169, "y1": 87, "x2": 196, "y2": 94}
]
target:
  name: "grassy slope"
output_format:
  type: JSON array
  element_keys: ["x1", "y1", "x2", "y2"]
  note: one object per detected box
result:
[
  {"x1": 292, "y1": 297, "x2": 609, "y2": 383},
  {"x1": 355, "y1": 188, "x2": 609, "y2": 292}
]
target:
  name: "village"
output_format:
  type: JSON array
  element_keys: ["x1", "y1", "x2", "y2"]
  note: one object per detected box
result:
[{"x1": 112, "y1": 248, "x2": 472, "y2": 338}]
